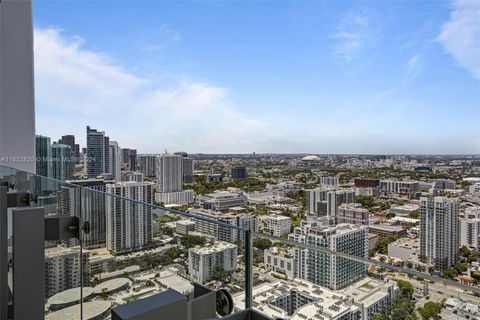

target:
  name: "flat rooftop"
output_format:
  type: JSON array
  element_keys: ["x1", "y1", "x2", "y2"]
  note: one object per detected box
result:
[
  {"x1": 94, "y1": 278, "x2": 131, "y2": 294},
  {"x1": 47, "y1": 287, "x2": 94, "y2": 306},
  {"x1": 46, "y1": 301, "x2": 111, "y2": 320}
]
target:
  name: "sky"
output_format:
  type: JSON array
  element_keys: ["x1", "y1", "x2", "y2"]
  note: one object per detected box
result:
[{"x1": 33, "y1": 0, "x2": 480, "y2": 154}]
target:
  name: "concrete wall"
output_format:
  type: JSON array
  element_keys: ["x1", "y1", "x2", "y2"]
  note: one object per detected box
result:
[{"x1": 0, "y1": 0, "x2": 36, "y2": 173}]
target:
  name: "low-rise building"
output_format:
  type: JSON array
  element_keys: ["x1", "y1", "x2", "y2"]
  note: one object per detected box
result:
[
  {"x1": 155, "y1": 190, "x2": 194, "y2": 205},
  {"x1": 232, "y1": 277, "x2": 398, "y2": 320},
  {"x1": 265, "y1": 214, "x2": 292, "y2": 236},
  {"x1": 264, "y1": 247, "x2": 295, "y2": 278},
  {"x1": 176, "y1": 220, "x2": 196, "y2": 235},
  {"x1": 198, "y1": 191, "x2": 247, "y2": 210},
  {"x1": 368, "y1": 224, "x2": 406, "y2": 237},
  {"x1": 389, "y1": 204, "x2": 420, "y2": 216}
]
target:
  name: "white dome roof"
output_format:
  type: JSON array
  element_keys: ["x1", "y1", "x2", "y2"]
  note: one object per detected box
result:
[{"x1": 301, "y1": 155, "x2": 320, "y2": 161}]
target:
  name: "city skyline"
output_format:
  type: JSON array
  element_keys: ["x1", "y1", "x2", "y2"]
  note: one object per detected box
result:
[{"x1": 34, "y1": 0, "x2": 479, "y2": 154}]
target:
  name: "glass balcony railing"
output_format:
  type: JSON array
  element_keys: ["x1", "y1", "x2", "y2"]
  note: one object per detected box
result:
[{"x1": 1, "y1": 164, "x2": 480, "y2": 320}]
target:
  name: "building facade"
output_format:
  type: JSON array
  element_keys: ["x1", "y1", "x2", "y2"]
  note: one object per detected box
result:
[
  {"x1": 265, "y1": 214, "x2": 292, "y2": 236},
  {"x1": 51, "y1": 143, "x2": 74, "y2": 181},
  {"x1": 290, "y1": 221, "x2": 368, "y2": 290},
  {"x1": 337, "y1": 203, "x2": 369, "y2": 225},
  {"x1": 106, "y1": 181, "x2": 154, "y2": 254},
  {"x1": 188, "y1": 241, "x2": 237, "y2": 283},
  {"x1": 460, "y1": 207, "x2": 480, "y2": 251},
  {"x1": 156, "y1": 154, "x2": 183, "y2": 193},
  {"x1": 86, "y1": 126, "x2": 109, "y2": 178},
  {"x1": 419, "y1": 196, "x2": 459, "y2": 271}
]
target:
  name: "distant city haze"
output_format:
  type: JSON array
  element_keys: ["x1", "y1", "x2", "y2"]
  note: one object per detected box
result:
[{"x1": 33, "y1": 1, "x2": 480, "y2": 154}]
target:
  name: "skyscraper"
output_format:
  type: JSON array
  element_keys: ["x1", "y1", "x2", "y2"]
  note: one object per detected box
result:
[
  {"x1": 58, "y1": 135, "x2": 80, "y2": 163},
  {"x1": 108, "y1": 141, "x2": 121, "y2": 181},
  {"x1": 35, "y1": 135, "x2": 51, "y2": 177},
  {"x1": 106, "y1": 181, "x2": 153, "y2": 253},
  {"x1": 139, "y1": 155, "x2": 157, "y2": 177},
  {"x1": 420, "y1": 196, "x2": 459, "y2": 271},
  {"x1": 174, "y1": 152, "x2": 194, "y2": 184},
  {"x1": 156, "y1": 154, "x2": 183, "y2": 193},
  {"x1": 51, "y1": 143, "x2": 74, "y2": 181},
  {"x1": 86, "y1": 126, "x2": 109, "y2": 178}
]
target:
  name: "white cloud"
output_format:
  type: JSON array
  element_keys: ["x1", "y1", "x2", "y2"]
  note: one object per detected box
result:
[
  {"x1": 406, "y1": 54, "x2": 422, "y2": 78},
  {"x1": 437, "y1": 0, "x2": 480, "y2": 79},
  {"x1": 330, "y1": 10, "x2": 377, "y2": 61},
  {"x1": 34, "y1": 28, "x2": 270, "y2": 153}
]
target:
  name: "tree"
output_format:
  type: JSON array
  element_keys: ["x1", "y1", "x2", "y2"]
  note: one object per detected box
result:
[
  {"x1": 417, "y1": 301, "x2": 442, "y2": 319},
  {"x1": 396, "y1": 279, "x2": 414, "y2": 298},
  {"x1": 253, "y1": 238, "x2": 272, "y2": 251},
  {"x1": 210, "y1": 265, "x2": 232, "y2": 281},
  {"x1": 180, "y1": 235, "x2": 207, "y2": 249},
  {"x1": 443, "y1": 268, "x2": 458, "y2": 279}
]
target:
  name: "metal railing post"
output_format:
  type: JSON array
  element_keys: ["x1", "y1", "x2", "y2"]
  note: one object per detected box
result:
[{"x1": 244, "y1": 229, "x2": 253, "y2": 309}]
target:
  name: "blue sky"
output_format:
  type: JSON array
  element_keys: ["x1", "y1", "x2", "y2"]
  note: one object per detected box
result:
[{"x1": 33, "y1": 0, "x2": 479, "y2": 154}]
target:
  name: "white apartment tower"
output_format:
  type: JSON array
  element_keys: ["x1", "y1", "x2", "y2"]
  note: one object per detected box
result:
[
  {"x1": 460, "y1": 207, "x2": 480, "y2": 251},
  {"x1": 266, "y1": 214, "x2": 292, "y2": 237},
  {"x1": 188, "y1": 241, "x2": 237, "y2": 283},
  {"x1": 420, "y1": 196, "x2": 459, "y2": 271},
  {"x1": 108, "y1": 141, "x2": 121, "y2": 181},
  {"x1": 106, "y1": 181, "x2": 154, "y2": 254}
]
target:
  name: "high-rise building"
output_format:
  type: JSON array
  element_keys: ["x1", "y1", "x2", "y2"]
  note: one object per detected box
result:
[
  {"x1": 128, "y1": 149, "x2": 137, "y2": 171},
  {"x1": 139, "y1": 155, "x2": 157, "y2": 177},
  {"x1": 188, "y1": 241, "x2": 237, "y2": 284},
  {"x1": 307, "y1": 188, "x2": 333, "y2": 215},
  {"x1": 44, "y1": 246, "x2": 88, "y2": 298},
  {"x1": 337, "y1": 203, "x2": 369, "y2": 225},
  {"x1": 319, "y1": 176, "x2": 339, "y2": 187},
  {"x1": 380, "y1": 180, "x2": 419, "y2": 198},
  {"x1": 106, "y1": 181, "x2": 153, "y2": 254},
  {"x1": 190, "y1": 209, "x2": 258, "y2": 244},
  {"x1": 35, "y1": 135, "x2": 51, "y2": 177},
  {"x1": 156, "y1": 154, "x2": 183, "y2": 193},
  {"x1": 121, "y1": 148, "x2": 137, "y2": 171},
  {"x1": 326, "y1": 189, "x2": 356, "y2": 218},
  {"x1": 290, "y1": 220, "x2": 368, "y2": 290},
  {"x1": 51, "y1": 143, "x2": 74, "y2": 181},
  {"x1": 173, "y1": 152, "x2": 194, "y2": 184},
  {"x1": 182, "y1": 157, "x2": 194, "y2": 184},
  {"x1": 86, "y1": 126, "x2": 109, "y2": 178},
  {"x1": 108, "y1": 141, "x2": 121, "y2": 181},
  {"x1": 420, "y1": 196, "x2": 459, "y2": 271},
  {"x1": 62, "y1": 179, "x2": 110, "y2": 247},
  {"x1": 57, "y1": 135, "x2": 79, "y2": 161},
  {"x1": 460, "y1": 207, "x2": 480, "y2": 251},
  {"x1": 231, "y1": 166, "x2": 247, "y2": 181},
  {"x1": 0, "y1": 0, "x2": 36, "y2": 174}
]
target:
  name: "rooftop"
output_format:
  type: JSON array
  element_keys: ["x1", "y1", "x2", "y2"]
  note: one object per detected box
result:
[
  {"x1": 47, "y1": 287, "x2": 95, "y2": 307},
  {"x1": 46, "y1": 301, "x2": 111, "y2": 320}
]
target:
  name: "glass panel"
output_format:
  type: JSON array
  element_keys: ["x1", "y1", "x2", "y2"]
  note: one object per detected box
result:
[{"x1": 3, "y1": 163, "x2": 480, "y2": 320}]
